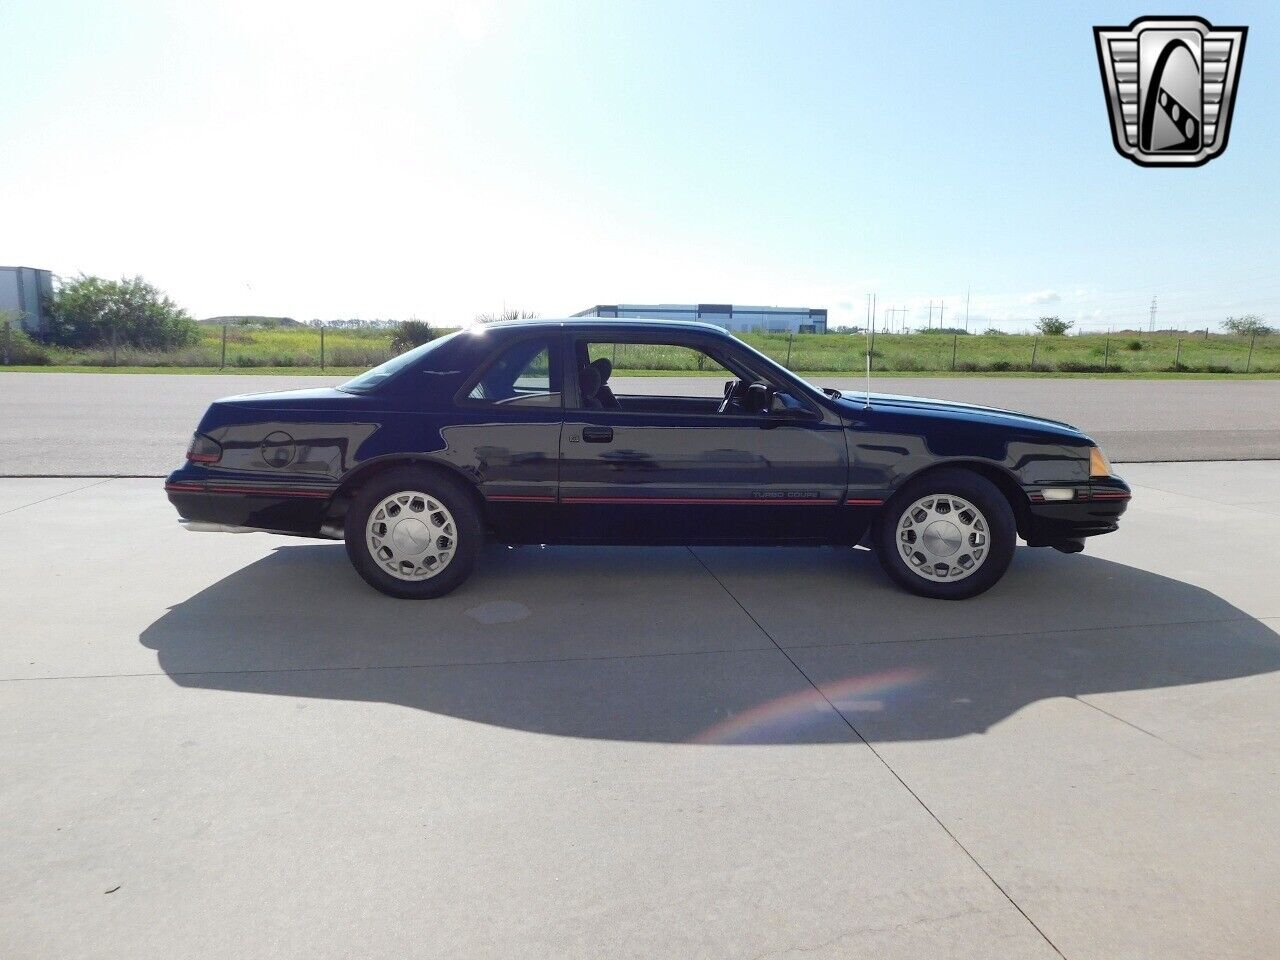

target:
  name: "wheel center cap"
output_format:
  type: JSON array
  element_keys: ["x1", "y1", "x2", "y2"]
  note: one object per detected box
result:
[
  {"x1": 922, "y1": 519, "x2": 962, "y2": 556},
  {"x1": 391, "y1": 517, "x2": 432, "y2": 554}
]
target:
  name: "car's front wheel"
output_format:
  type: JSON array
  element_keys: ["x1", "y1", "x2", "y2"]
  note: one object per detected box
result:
[
  {"x1": 344, "y1": 466, "x2": 482, "y2": 599},
  {"x1": 873, "y1": 468, "x2": 1016, "y2": 600}
]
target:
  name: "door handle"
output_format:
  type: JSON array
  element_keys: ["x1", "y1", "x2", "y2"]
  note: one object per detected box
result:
[{"x1": 582, "y1": 426, "x2": 614, "y2": 443}]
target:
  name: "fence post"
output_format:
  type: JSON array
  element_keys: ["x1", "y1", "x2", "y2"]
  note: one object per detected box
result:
[
  {"x1": 785, "y1": 333, "x2": 793, "y2": 369},
  {"x1": 1246, "y1": 331, "x2": 1256, "y2": 373},
  {"x1": 2, "y1": 319, "x2": 10, "y2": 365},
  {"x1": 1103, "y1": 334, "x2": 1110, "y2": 373},
  {"x1": 1204, "y1": 327, "x2": 1210, "y2": 340},
  {"x1": 220, "y1": 324, "x2": 227, "y2": 369},
  {"x1": 1175, "y1": 339, "x2": 1182, "y2": 371},
  {"x1": 320, "y1": 325, "x2": 326, "y2": 371},
  {"x1": 1031, "y1": 336, "x2": 1038, "y2": 370},
  {"x1": 951, "y1": 333, "x2": 958, "y2": 371}
]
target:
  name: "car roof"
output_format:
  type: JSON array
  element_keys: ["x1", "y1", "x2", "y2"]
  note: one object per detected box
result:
[{"x1": 471, "y1": 317, "x2": 729, "y2": 335}]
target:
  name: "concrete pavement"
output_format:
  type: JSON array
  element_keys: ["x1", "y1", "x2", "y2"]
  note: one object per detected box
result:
[
  {"x1": 2, "y1": 462, "x2": 1279, "y2": 958},
  {"x1": 3, "y1": 371, "x2": 1279, "y2": 474}
]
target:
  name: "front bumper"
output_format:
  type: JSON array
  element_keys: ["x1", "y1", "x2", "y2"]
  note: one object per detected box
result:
[{"x1": 1022, "y1": 476, "x2": 1131, "y2": 546}]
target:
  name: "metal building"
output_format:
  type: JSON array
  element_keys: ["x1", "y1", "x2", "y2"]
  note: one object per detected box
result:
[
  {"x1": 573, "y1": 303, "x2": 827, "y2": 334},
  {"x1": 0, "y1": 266, "x2": 54, "y2": 335}
]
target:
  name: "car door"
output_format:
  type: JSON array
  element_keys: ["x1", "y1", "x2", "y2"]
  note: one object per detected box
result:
[
  {"x1": 558, "y1": 330, "x2": 850, "y2": 543},
  {"x1": 443, "y1": 332, "x2": 564, "y2": 542}
]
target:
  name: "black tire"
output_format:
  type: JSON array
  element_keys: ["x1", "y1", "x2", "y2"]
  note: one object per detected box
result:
[
  {"x1": 873, "y1": 468, "x2": 1016, "y2": 600},
  {"x1": 343, "y1": 466, "x2": 482, "y2": 599}
]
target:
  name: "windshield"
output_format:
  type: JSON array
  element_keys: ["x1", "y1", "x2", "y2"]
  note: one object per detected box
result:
[{"x1": 338, "y1": 331, "x2": 462, "y2": 393}]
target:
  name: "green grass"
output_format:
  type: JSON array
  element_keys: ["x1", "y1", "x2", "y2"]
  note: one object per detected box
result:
[{"x1": 5, "y1": 325, "x2": 1278, "y2": 376}]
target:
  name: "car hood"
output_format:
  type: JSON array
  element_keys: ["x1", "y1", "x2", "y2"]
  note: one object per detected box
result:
[
  {"x1": 212, "y1": 386, "x2": 357, "y2": 410},
  {"x1": 836, "y1": 390, "x2": 1085, "y2": 437}
]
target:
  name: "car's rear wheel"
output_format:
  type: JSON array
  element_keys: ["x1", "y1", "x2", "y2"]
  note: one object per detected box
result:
[
  {"x1": 344, "y1": 466, "x2": 482, "y2": 599},
  {"x1": 873, "y1": 468, "x2": 1015, "y2": 600}
]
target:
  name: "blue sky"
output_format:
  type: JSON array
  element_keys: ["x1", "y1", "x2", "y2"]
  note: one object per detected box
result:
[{"x1": 2, "y1": 1, "x2": 1276, "y2": 330}]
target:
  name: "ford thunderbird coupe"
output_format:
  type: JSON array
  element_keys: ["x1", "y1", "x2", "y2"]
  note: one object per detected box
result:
[{"x1": 166, "y1": 319, "x2": 1129, "y2": 600}]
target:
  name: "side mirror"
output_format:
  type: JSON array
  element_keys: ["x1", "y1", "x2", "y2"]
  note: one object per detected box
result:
[
  {"x1": 745, "y1": 381, "x2": 772, "y2": 413},
  {"x1": 769, "y1": 391, "x2": 818, "y2": 419}
]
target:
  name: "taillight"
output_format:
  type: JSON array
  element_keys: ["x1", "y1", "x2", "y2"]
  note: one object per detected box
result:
[{"x1": 186, "y1": 434, "x2": 222, "y2": 464}]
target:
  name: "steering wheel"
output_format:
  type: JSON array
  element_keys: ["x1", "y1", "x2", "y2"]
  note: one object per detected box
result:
[{"x1": 717, "y1": 378, "x2": 745, "y2": 414}]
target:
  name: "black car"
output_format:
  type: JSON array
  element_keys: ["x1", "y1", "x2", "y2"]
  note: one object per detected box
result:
[{"x1": 166, "y1": 319, "x2": 1129, "y2": 600}]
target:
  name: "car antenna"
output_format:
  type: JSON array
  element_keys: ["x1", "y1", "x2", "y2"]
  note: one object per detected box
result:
[{"x1": 864, "y1": 295, "x2": 874, "y2": 409}]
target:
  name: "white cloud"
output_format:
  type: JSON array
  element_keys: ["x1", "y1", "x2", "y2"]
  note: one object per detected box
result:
[{"x1": 1026, "y1": 290, "x2": 1063, "y2": 305}]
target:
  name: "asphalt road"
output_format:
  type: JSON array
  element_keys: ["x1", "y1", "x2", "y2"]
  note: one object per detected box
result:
[
  {"x1": 2, "y1": 372, "x2": 1278, "y2": 474},
  {"x1": 3, "y1": 461, "x2": 1279, "y2": 958}
]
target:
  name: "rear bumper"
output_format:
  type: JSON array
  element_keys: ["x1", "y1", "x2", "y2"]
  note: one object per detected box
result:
[
  {"x1": 1022, "y1": 477, "x2": 1131, "y2": 546},
  {"x1": 165, "y1": 467, "x2": 336, "y2": 537}
]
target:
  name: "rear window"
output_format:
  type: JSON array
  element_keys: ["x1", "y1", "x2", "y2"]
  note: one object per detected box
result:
[
  {"x1": 466, "y1": 337, "x2": 561, "y2": 407},
  {"x1": 339, "y1": 331, "x2": 462, "y2": 393}
]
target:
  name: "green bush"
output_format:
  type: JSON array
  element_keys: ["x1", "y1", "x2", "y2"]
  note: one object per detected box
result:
[
  {"x1": 1035, "y1": 317, "x2": 1073, "y2": 336},
  {"x1": 1, "y1": 326, "x2": 52, "y2": 364},
  {"x1": 390, "y1": 320, "x2": 436, "y2": 353},
  {"x1": 48, "y1": 275, "x2": 198, "y2": 350}
]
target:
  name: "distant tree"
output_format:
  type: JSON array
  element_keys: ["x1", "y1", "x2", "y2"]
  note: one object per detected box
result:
[
  {"x1": 1223, "y1": 314, "x2": 1273, "y2": 336},
  {"x1": 48, "y1": 275, "x2": 197, "y2": 349},
  {"x1": 390, "y1": 320, "x2": 436, "y2": 353},
  {"x1": 1034, "y1": 316, "x2": 1073, "y2": 336},
  {"x1": 983, "y1": 327, "x2": 1008, "y2": 336},
  {"x1": 474, "y1": 309, "x2": 538, "y2": 324},
  {"x1": 935, "y1": 326, "x2": 969, "y2": 335}
]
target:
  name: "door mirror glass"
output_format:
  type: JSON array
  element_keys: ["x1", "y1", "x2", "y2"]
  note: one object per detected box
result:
[{"x1": 770, "y1": 391, "x2": 811, "y2": 416}]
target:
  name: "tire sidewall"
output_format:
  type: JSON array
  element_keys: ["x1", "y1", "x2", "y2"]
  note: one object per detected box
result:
[
  {"x1": 344, "y1": 466, "x2": 482, "y2": 599},
  {"x1": 875, "y1": 469, "x2": 1016, "y2": 600}
]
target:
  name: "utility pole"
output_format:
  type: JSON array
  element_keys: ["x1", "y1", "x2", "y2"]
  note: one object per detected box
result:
[
  {"x1": 1149, "y1": 296, "x2": 1157, "y2": 333},
  {"x1": 940, "y1": 300, "x2": 945, "y2": 328},
  {"x1": 964, "y1": 286, "x2": 970, "y2": 333},
  {"x1": 928, "y1": 300, "x2": 933, "y2": 331}
]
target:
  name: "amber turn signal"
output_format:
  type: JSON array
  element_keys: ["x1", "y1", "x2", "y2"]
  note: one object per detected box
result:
[{"x1": 1089, "y1": 446, "x2": 1112, "y2": 478}]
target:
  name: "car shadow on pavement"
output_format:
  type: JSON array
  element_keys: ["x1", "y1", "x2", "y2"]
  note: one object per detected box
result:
[{"x1": 139, "y1": 543, "x2": 1280, "y2": 745}]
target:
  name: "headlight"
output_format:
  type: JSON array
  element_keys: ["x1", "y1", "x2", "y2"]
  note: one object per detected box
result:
[{"x1": 1089, "y1": 446, "x2": 1112, "y2": 478}]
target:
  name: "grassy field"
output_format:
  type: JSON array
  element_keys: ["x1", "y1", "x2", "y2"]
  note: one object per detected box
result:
[{"x1": 4, "y1": 325, "x2": 1278, "y2": 376}]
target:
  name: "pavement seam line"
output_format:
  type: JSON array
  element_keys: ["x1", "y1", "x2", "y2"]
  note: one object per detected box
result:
[
  {"x1": 0, "y1": 642, "x2": 781, "y2": 683},
  {"x1": 685, "y1": 546, "x2": 1068, "y2": 960},
  {"x1": 0, "y1": 477, "x2": 116, "y2": 517},
  {"x1": 1071, "y1": 695, "x2": 1203, "y2": 759},
  {"x1": 783, "y1": 613, "x2": 1260, "y2": 652},
  {"x1": 1121, "y1": 481, "x2": 1280, "y2": 518}
]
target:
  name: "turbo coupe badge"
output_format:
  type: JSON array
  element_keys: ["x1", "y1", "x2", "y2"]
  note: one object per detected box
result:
[{"x1": 1094, "y1": 16, "x2": 1247, "y2": 167}]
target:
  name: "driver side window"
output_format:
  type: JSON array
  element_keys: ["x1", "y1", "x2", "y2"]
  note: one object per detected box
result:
[{"x1": 586, "y1": 342, "x2": 729, "y2": 377}]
